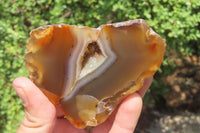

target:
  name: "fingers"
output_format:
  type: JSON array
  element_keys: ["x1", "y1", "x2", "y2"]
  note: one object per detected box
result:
[
  {"x1": 13, "y1": 77, "x2": 56, "y2": 133},
  {"x1": 109, "y1": 93, "x2": 143, "y2": 133},
  {"x1": 138, "y1": 76, "x2": 153, "y2": 97},
  {"x1": 12, "y1": 76, "x2": 152, "y2": 133},
  {"x1": 52, "y1": 119, "x2": 87, "y2": 133}
]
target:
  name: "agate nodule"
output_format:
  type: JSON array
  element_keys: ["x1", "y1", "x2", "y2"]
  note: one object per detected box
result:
[{"x1": 25, "y1": 19, "x2": 166, "y2": 128}]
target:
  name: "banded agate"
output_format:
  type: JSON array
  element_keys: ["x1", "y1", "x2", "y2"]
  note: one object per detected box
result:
[{"x1": 25, "y1": 19, "x2": 166, "y2": 128}]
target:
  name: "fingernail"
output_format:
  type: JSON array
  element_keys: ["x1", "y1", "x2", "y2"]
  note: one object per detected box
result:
[{"x1": 15, "y1": 88, "x2": 28, "y2": 105}]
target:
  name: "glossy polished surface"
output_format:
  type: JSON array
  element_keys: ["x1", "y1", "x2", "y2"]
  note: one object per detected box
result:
[{"x1": 25, "y1": 19, "x2": 166, "y2": 128}]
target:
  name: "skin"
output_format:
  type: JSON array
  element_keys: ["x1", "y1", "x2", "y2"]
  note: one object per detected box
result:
[{"x1": 13, "y1": 76, "x2": 153, "y2": 133}]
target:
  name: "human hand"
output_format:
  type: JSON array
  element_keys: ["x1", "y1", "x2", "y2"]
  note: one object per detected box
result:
[{"x1": 13, "y1": 77, "x2": 153, "y2": 133}]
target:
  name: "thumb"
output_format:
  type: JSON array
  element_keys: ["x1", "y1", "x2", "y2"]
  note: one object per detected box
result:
[{"x1": 13, "y1": 77, "x2": 56, "y2": 133}]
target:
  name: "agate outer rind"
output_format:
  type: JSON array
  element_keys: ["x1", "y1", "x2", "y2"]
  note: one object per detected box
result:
[{"x1": 25, "y1": 19, "x2": 166, "y2": 128}]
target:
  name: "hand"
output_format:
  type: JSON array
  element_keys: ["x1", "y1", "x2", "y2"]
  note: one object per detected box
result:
[{"x1": 13, "y1": 77, "x2": 153, "y2": 133}]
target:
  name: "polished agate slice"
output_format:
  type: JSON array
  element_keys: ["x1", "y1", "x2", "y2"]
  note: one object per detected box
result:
[{"x1": 25, "y1": 19, "x2": 166, "y2": 128}]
